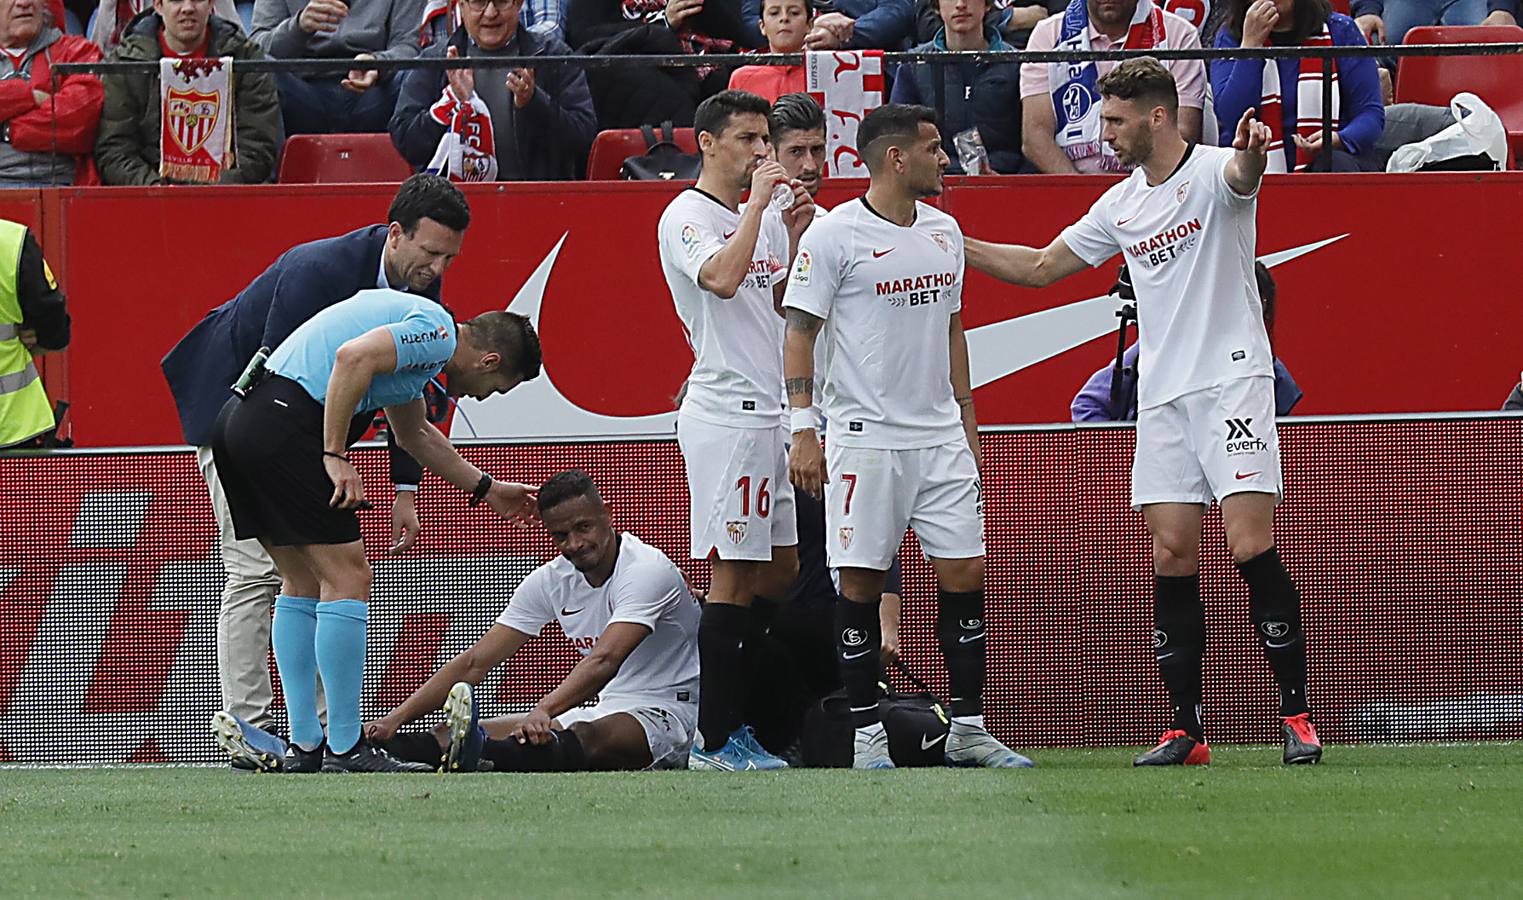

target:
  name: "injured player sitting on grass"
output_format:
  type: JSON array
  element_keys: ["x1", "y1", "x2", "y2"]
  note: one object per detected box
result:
[{"x1": 364, "y1": 469, "x2": 702, "y2": 772}]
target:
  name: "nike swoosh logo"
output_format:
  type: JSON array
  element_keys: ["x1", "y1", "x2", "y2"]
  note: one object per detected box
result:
[
  {"x1": 723, "y1": 230, "x2": 736, "y2": 240},
  {"x1": 1116, "y1": 215, "x2": 1136, "y2": 226},
  {"x1": 920, "y1": 733, "x2": 947, "y2": 750},
  {"x1": 842, "y1": 648, "x2": 873, "y2": 660},
  {"x1": 1265, "y1": 639, "x2": 1298, "y2": 649},
  {"x1": 958, "y1": 633, "x2": 985, "y2": 644},
  {"x1": 560, "y1": 606, "x2": 584, "y2": 616},
  {"x1": 872, "y1": 248, "x2": 893, "y2": 258},
  {"x1": 1156, "y1": 651, "x2": 1177, "y2": 661},
  {"x1": 1235, "y1": 471, "x2": 1262, "y2": 480},
  {"x1": 453, "y1": 234, "x2": 1349, "y2": 440}
]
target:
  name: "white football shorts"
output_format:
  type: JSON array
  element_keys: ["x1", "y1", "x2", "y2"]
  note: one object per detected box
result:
[
  {"x1": 1131, "y1": 375, "x2": 1283, "y2": 511},
  {"x1": 556, "y1": 694, "x2": 698, "y2": 770},
  {"x1": 823, "y1": 438, "x2": 985, "y2": 571},
  {"x1": 677, "y1": 413, "x2": 798, "y2": 561}
]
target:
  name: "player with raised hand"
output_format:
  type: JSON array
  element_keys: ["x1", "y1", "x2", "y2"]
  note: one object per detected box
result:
[
  {"x1": 963, "y1": 57, "x2": 1321, "y2": 766},
  {"x1": 656, "y1": 90, "x2": 815, "y2": 771},
  {"x1": 782, "y1": 103, "x2": 1033, "y2": 770}
]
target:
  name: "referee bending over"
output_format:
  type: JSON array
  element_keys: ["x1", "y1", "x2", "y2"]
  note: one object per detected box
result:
[{"x1": 211, "y1": 288, "x2": 540, "y2": 773}]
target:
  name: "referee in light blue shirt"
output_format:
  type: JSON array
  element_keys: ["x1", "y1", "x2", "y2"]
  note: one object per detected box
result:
[{"x1": 211, "y1": 288, "x2": 542, "y2": 774}]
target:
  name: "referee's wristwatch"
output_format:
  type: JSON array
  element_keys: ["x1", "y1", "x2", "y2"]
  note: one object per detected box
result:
[{"x1": 468, "y1": 472, "x2": 493, "y2": 506}]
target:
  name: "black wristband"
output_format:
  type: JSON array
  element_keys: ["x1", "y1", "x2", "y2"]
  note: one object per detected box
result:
[
  {"x1": 468, "y1": 473, "x2": 493, "y2": 507},
  {"x1": 323, "y1": 451, "x2": 350, "y2": 462}
]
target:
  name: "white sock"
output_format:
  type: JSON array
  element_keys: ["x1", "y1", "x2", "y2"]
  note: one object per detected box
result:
[{"x1": 855, "y1": 721, "x2": 886, "y2": 738}]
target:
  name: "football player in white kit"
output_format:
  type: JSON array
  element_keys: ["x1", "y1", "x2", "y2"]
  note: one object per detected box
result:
[
  {"x1": 657, "y1": 90, "x2": 817, "y2": 770},
  {"x1": 964, "y1": 59, "x2": 1321, "y2": 767},
  {"x1": 363, "y1": 471, "x2": 702, "y2": 772},
  {"x1": 782, "y1": 104, "x2": 1034, "y2": 770}
]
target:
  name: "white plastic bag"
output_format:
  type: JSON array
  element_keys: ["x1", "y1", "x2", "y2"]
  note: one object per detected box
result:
[{"x1": 1387, "y1": 92, "x2": 1507, "y2": 172}]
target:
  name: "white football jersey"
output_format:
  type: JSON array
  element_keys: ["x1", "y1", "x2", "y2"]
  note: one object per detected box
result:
[
  {"x1": 496, "y1": 533, "x2": 700, "y2": 704},
  {"x1": 1060, "y1": 144, "x2": 1273, "y2": 410},
  {"x1": 782, "y1": 198, "x2": 966, "y2": 449},
  {"x1": 658, "y1": 188, "x2": 790, "y2": 428}
]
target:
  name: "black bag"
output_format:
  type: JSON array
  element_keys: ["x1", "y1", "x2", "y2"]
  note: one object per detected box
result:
[
  {"x1": 620, "y1": 122, "x2": 701, "y2": 181},
  {"x1": 798, "y1": 663, "x2": 952, "y2": 768}
]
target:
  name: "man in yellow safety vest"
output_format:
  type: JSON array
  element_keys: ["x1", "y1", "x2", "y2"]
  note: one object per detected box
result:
[{"x1": 0, "y1": 218, "x2": 69, "y2": 449}]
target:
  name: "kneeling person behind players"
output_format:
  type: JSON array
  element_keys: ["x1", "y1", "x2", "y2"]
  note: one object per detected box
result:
[
  {"x1": 366, "y1": 470, "x2": 701, "y2": 772},
  {"x1": 962, "y1": 58, "x2": 1320, "y2": 766},
  {"x1": 657, "y1": 90, "x2": 817, "y2": 771},
  {"x1": 782, "y1": 103, "x2": 1031, "y2": 770},
  {"x1": 211, "y1": 291, "x2": 541, "y2": 773}
]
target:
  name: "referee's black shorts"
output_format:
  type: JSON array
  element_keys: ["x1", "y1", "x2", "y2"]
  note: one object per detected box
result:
[{"x1": 210, "y1": 375, "x2": 373, "y2": 547}]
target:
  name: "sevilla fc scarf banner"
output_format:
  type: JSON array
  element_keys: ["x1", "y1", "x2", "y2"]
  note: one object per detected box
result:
[
  {"x1": 159, "y1": 57, "x2": 235, "y2": 183},
  {"x1": 805, "y1": 50, "x2": 884, "y2": 177},
  {"x1": 426, "y1": 87, "x2": 499, "y2": 183}
]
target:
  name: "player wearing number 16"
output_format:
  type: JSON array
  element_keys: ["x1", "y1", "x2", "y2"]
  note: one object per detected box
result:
[
  {"x1": 656, "y1": 90, "x2": 816, "y2": 771},
  {"x1": 781, "y1": 104, "x2": 1033, "y2": 770}
]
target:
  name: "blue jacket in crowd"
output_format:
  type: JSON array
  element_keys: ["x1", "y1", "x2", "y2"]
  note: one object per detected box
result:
[
  {"x1": 1071, "y1": 343, "x2": 1303, "y2": 422},
  {"x1": 890, "y1": 26, "x2": 1027, "y2": 174}
]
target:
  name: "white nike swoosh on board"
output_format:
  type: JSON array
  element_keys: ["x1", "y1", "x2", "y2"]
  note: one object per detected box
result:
[
  {"x1": 921, "y1": 733, "x2": 947, "y2": 750},
  {"x1": 958, "y1": 633, "x2": 985, "y2": 644},
  {"x1": 842, "y1": 648, "x2": 873, "y2": 660},
  {"x1": 454, "y1": 234, "x2": 1349, "y2": 439}
]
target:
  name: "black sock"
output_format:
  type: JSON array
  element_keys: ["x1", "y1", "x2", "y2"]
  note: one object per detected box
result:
[
  {"x1": 937, "y1": 589, "x2": 985, "y2": 718},
  {"x1": 1154, "y1": 575, "x2": 1206, "y2": 741},
  {"x1": 697, "y1": 602, "x2": 750, "y2": 750},
  {"x1": 383, "y1": 731, "x2": 446, "y2": 767},
  {"x1": 480, "y1": 729, "x2": 587, "y2": 772},
  {"x1": 1239, "y1": 546, "x2": 1309, "y2": 717},
  {"x1": 835, "y1": 594, "x2": 883, "y2": 728}
]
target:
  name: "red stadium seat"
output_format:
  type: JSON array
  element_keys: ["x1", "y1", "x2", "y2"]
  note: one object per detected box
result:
[
  {"x1": 276, "y1": 134, "x2": 415, "y2": 184},
  {"x1": 586, "y1": 127, "x2": 698, "y2": 180},
  {"x1": 1395, "y1": 25, "x2": 1523, "y2": 166}
]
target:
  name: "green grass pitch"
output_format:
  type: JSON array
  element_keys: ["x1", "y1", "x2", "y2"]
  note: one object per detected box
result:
[{"x1": 4, "y1": 744, "x2": 1521, "y2": 898}]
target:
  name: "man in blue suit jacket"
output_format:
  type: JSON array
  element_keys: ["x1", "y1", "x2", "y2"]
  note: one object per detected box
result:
[{"x1": 161, "y1": 174, "x2": 471, "y2": 756}]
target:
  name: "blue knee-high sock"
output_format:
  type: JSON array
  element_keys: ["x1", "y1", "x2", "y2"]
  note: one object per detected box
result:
[
  {"x1": 315, "y1": 599, "x2": 369, "y2": 755},
  {"x1": 272, "y1": 595, "x2": 323, "y2": 751}
]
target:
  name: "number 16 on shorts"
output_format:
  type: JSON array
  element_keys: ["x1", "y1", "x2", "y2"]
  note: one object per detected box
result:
[{"x1": 677, "y1": 417, "x2": 797, "y2": 561}]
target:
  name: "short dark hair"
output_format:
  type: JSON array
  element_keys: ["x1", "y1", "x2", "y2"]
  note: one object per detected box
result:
[
  {"x1": 856, "y1": 104, "x2": 937, "y2": 172},
  {"x1": 1255, "y1": 261, "x2": 1277, "y2": 336},
  {"x1": 1096, "y1": 57, "x2": 1179, "y2": 113},
  {"x1": 538, "y1": 469, "x2": 602, "y2": 514},
  {"x1": 388, "y1": 174, "x2": 471, "y2": 234},
  {"x1": 769, "y1": 93, "x2": 825, "y2": 143},
  {"x1": 694, "y1": 90, "x2": 772, "y2": 143},
  {"x1": 463, "y1": 311, "x2": 541, "y2": 382}
]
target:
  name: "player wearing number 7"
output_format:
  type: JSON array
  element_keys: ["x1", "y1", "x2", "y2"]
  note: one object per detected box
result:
[
  {"x1": 963, "y1": 58, "x2": 1321, "y2": 767},
  {"x1": 782, "y1": 103, "x2": 1033, "y2": 770}
]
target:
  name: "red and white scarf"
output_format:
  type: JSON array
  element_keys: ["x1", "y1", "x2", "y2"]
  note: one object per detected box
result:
[
  {"x1": 426, "y1": 86, "x2": 499, "y2": 182},
  {"x1": 418, "y1": 0, "x2": 458, "y2": 47},
  {"x1": 1259, "y1": 24, "x2": 1339, "y2": 173},
  {"x1": 159, "y1": 57, "x2": 234, "y2": 183},
  {"x1": 805, "y1": 50, "x2": 885, "y2": 176}
]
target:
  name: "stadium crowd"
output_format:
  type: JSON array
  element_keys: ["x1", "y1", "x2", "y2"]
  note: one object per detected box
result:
[{"x1": 0, "y1": 0, "x2": 1516, "y2": 185}]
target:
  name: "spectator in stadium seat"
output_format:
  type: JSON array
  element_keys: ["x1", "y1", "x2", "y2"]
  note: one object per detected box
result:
[
  {"x1": 911, "y1": 0, "x2": 1066, "y2": 47},
  {"x1": 1212, "y1": 0, "x2": 1384, "y2": 171},
  {"x1": 1505, "y1": 373, "x2": 1523, "y2": 411},
  {"x1": 0, "y1": 0, "x2": 104, "y2": 186},
  {"x1": 1019, "y1": 0, "x2": 1205, "y2": 174},
  {"x1": 250, "y1": 0, "x2": 423, "y2": 135},
  {"x1": 565, "y1": 0, "x2": 755, "y2": 128},
  {"x1": 1072, "y1": 262, "x2": 1303, "y2": 421},
  {"x1": 727, "y1": 0, "x2": 810, "y2": 102},
  {"x1": 390, "y1": 0, "x2": 595, "y2": 180},
  {"x1": 94, "y1": 1, "x2": 280, "y2": 185},
  {"x1": 891, "y1": 0, "x2": 1027, "y2": 174},
  {"x1": 422, "y1": 0, "x2": 569, "y2": 46},
  {"x1": 798, "y1": 0, "x2": 916, "y2": 49},
  {"x1": 1349, "y1": 0, "x2": 1515, "y2": 47},
  {"x1": 88, "y1": 0, "x2": 240, "y2": 53}
]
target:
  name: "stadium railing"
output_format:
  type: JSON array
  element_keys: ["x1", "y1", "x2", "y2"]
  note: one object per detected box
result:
[{"x1": 48, "y1": 41, "x2": 1523, "y2": 177}]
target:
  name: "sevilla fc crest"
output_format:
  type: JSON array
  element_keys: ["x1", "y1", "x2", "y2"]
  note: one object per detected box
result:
[
  {"x1": 838, "y1": 526, "x2": 854, "y2": 550},
  {"x1": 166, "y1": 89, "x2": 220, "y2": 155},
  {"x1": 726, "y1": 520, "x2": 747, "y2": 545}
]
